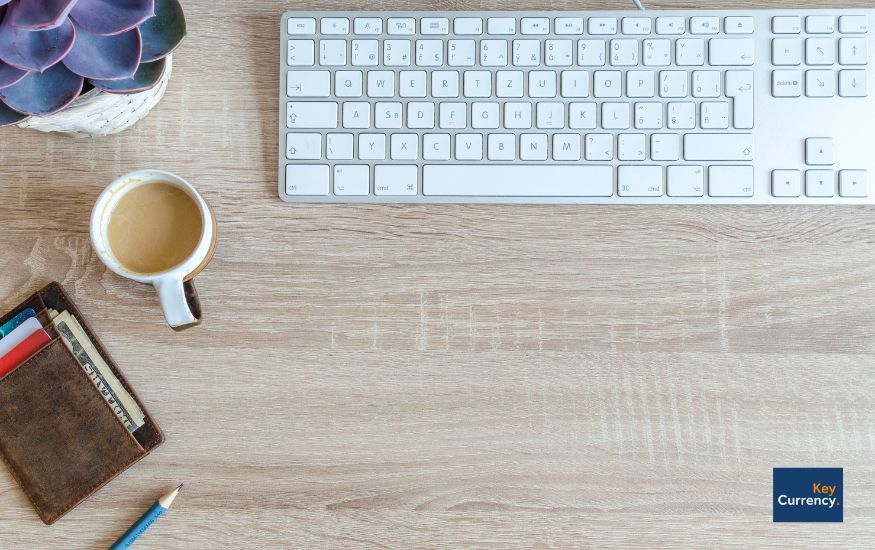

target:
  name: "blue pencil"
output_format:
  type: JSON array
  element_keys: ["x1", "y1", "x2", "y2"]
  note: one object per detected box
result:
[{"x1": 109, "y1": 484, "x2": 183, "y2": 549}]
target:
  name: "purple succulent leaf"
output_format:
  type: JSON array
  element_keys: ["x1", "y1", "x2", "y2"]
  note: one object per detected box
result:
[
  {"x1": 62, "y1": 21, "x2": 141, "y2": 80},
  {"x1": 0, "y1": 100, "x2": 29, "y2": 126},
  {"x1": 0, "y1": 59, "x2": 27, "y2": 89},
  {"x1": 71, "y1": 0, "x2": 155, "y2": 36},
  {"x1": 0, "y1": 11, "x2": 76, "y2": 71},
  {"x1": 90, "y1": 56, "x2": 165, "y2": 93},
  {"x1": 7, "y1": 0, "x2": 78, "y2": 30},
  {"x1": 139, "y1": 0, "x2": 185, "y2": 62},
  {"x1": 0, "y1": 61, "x2": 83, "y2": 115}
]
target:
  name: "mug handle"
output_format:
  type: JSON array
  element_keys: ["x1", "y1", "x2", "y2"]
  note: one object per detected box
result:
[{"x1": 154, "y1": 276, "x2": 202, "y2": 330}]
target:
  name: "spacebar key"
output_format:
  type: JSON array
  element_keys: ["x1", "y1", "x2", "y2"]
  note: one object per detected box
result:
[{"x1": 423, "y1": 165, "x2": 613, "y2": 196}]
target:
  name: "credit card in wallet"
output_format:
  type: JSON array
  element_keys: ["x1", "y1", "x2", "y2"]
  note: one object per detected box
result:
[
  {"x1": 0, "y1": 307, "x2": 36, "y2": 339},
  {"x1": 0, "y1": 328, "x2": 51, "y2": 378},
  {"x1": 0, "y1": 317, "x2": 43, "y2": 358}
]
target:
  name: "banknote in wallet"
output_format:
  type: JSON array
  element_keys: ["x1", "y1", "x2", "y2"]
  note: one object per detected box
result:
[{"x1": 48, "y1": 308, "x2": 146, "y2": 432}]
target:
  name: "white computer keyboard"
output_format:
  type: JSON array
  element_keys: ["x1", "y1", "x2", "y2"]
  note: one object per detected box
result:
[{"x1": 278, "y1": 10, "x2": 873, "y2": 204}]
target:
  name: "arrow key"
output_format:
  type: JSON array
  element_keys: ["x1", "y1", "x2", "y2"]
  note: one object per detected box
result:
[
  {"x1": 805, "y1": 137, "x2": 834, "y2": 165},
  {"x1": 839, "y1": 69, "x2": 867, "y2": 97},
  {"x1": 839, "y1": 170, "x2": 868, "y2": 197},
  {"x1": 805, "y1": 169, "x2": 836, "y2": 197}
]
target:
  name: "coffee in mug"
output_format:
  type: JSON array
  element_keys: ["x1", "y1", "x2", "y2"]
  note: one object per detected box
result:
[{"x1": 91, "y1": 170, "x2": 217, "y2": 330}]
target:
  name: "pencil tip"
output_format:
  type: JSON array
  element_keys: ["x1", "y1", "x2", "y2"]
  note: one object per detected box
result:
[{"x1": 176, "y1": 483, "x2": 184, "y2": 491}]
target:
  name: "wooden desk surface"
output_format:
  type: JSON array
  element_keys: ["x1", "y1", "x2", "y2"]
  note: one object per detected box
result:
[{"x1": 1, "y1": 0, "x2": 874, "y2": 547}]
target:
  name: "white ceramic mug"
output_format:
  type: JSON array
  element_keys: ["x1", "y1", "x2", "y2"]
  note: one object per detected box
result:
[{"x1": 90, "y1": 169, "x2": 217, "y2": 330}]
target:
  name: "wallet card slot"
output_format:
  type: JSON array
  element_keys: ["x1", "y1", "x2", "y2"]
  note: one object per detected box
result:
[
  {"x1": 0, "y1": 338, "x2": 146, "y2": 524},
  {"x1": 0, "y1": 294, "x2": 46, "y2": 331}
]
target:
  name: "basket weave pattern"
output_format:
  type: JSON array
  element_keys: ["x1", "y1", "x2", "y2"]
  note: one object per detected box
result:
[{"x1": 16, "y1": 55, "x2": 173, "y2": 138}]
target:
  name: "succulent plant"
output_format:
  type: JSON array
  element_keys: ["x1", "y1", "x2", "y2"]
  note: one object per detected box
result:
[{"x1": 0, "y1": 0, "x2": 186, "y2": 127}]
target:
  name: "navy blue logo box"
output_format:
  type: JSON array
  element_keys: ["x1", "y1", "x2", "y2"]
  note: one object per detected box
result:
[{"x1": 773, "y1": 468, "x2": 843, "y2": 522}]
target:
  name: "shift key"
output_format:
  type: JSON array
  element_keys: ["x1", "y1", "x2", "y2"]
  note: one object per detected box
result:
[
  {"x1": 684, "y1": 133, "x2": 753, "y2": 161},
  {"x1": 286, "y1": 102, "x2": 338, "y2": 129}
]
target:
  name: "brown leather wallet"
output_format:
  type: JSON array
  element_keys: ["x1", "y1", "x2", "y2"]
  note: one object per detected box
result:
[{"x1": 0, "y1": 282, "x2": 164, "y2": 524}]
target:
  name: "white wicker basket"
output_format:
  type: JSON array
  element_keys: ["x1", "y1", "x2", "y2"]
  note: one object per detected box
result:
[{"x1": 16, "y1": 55, "x2": 173, "y2": 138}]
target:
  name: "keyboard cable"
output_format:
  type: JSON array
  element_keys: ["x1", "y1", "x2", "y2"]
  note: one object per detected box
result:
[{"x1": 632, "y1": 0, "x2": 646, "y2": 10}]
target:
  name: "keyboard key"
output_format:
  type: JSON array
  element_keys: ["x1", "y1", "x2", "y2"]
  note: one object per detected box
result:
[
  {"x1": 375, "y1": 165, "x2": 418, "y2": 195},
  {"x1": 725, "y1": 17, "x2": 754, "y2": 34},
  {"x1": 287, "y1": 40, "x2": 315, "y2": 65},
  {"x1": 772, "y1": 170, "x2": 802, "y2": 197},
  {"x1": 585, "y1": 134, "x2": 613, "y2": 160},
  {"x1": 772, "y1": 38, "x2": 802, "y2": 65},
  {"x1": 354, "y1": 18, "x2": 382, "y2": 35},
  {"x1": 643, "y1": 39, "x2": 671, "y2": 66},
  {"x1": 374, "y1": 101, "x2": 402, "y2": 129},
  {"x1": 326, "y1": 133, "x2": 354, "y2": 159},
  {"x1": 423, "y1": 165, "x2": 614, "y2": 196},
  {"x1": 618, "y1": 166, "x2": 663, "y2": 196},
  {"x1": 806, "y1": 69, "x2": 835, "y2": 97},
  {"x1": 342, "y1": 102, "x2": 370, "y2": 128},
  {"x1": 286, "y1": 164, "x2": 329, "y2": 195},
  {"x1": 656, "y1": 17, "x2": 685, "y2": 35},
  {"x1": 488, "y1": 17, "x2": 516, "y2": 35},
  {"x1": 288, "y1": 18, "x2": 316, "y2": 35},
  {"x1": 726, "y1": 71, "x2": 754, "y2": 129},
  {"x1": 454, "y1": 18, "x2": 483, "y2": 35},
  {"x1": 286, "y1": 133, "x2": 321, "y2": 160},
  {"x1": 488, "y1": 133, "x2": 516, "y2": 160},
  {"x1": 623, "y1": 17, "x2": 652, "y2": 35},
  {"x1": 772, "y1": 16, "x2": 802, "y2": 34},
  {"x1": 455, "y1": 134, "x2": 483, "y2": 160},
  {"x1": 391, "y1": 131, "x2": 419, "y2": 160},
  {"x1": 839, "y1": 170, "x2": 868, "y2": 197},
  {"x1": 684, "y1": 133, "x2": 754, "y2": 161},
  {"x1": 772, "y1": 70, "x2": 802, "y2": 97},
  {"x1": 521, "y1": 17, "x2": 549, "y2": 35},
  {"x1": 286, "y1": 101, "x2": 337, "y2": 129},
  {"x1": 589, "y1": 18, "x2": 618, "y2": 35},
  {"x1": 651, "y1": 134, "x2": 679, "y2": 161},
  {"x1": 805, "y1": 170, "x2": 835, "y2": 197},
  {"x1": 359, "y1": 133, "x2": 386, "y2": 159},
  {"x1": 423, "y1": 133, "x2": 451, "y2": 160},
  {"x1": 569, "y1": 102, "x2": 597, "y2": 129},
  {"x1": 417, "y1": 39, "x2": 445, "y2": 67},
  {"x1": 520, "y1": 133, "x2": 548, "y2": 160},
  {"x1": 709, "y1": 38, "x2": 755, "y2": 65},
  {"x1": 839, "y1": 38, "x2": 867, "y2": 65},
  {"x1": 700, "y1": 101, "x2": 729, "y2": 128},
  {"x1": 709, "y1": 166, "x2": 754, "y2": 197},
  {"x1": 388, "y1": 18, "x2": 415, "y2": 35},
  {"x1": 286, "y1": 70, "x2": 330, "y2": 97},
  {"x1": 546, "y1": 39, "x2": 573, "y2": 66},
  {"x1": 319, "y1": 40, "x2": 347, "y2": 66},
  {"x1": 335, "y1": 70, "x2": 363, "y2": 97},
  {"x1": 421, "y1": 18, "x2": 450, "y2": 35},
  {"x1": 367, "y1": 71, "x2": 395, "y2": 97},
  {"x1": 806, "y1": 138, "x2": 834, "y2": 165},
  {"x1": 806, "y1": 38, "x2": 835, "y2": 65},
  {"x1": 449, "y1": 39, "x2": 476, "y2": 66},
  {"x1": 480, "y1": 38, "x2": 507, "y2": 65},
  {"x1": 667, "y1": 165, "x2": 705, "y2": 196},
  {"x1": 839, "y1": 69, "x2": 867, "y2": 97},
  {"x1": 351, "y1": 39, "x2": 379, "y2": 66},
  {"x1": 320, "y1": 18, "x2": 349, "y2": 35},
  {"x1": 690, "y1": 17, "x2": 719, "y2": 35},
  {"x1": 612, "y1": 39, "x2": 640, "y2": 66},
  {"x1": 839, "y1": 15, "x2": 869, "y2": 34},
  {"x1": 578, "y1": 40, "x2": 607, "y2": 66},
  {"x1": 617, "y1": 133, "x2": 646, "y2": 161},
  {"x1": 806, "y1": 16, "x2": 836, "y2": 34},
  {"x1": 333, "y1": 165, "x2": 370, "y2": 196},
  {"x1": 553, "y1": 133, "x2": 582, "y2": 160},
  {"x1": 384, "y1": 39, "x2": 411, "y2": 66},
  {"x1": 556, "y1": 17, "x2": 584, "y2": 35},
  {"x1": 692, "y1": 70, "x2": 721, "y2": 97},
  {"x1": 676, "y1": 38, "x2": 705, "y2": 66}
]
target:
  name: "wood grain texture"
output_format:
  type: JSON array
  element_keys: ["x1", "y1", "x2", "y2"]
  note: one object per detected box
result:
[{"x1": 1, "y1": 1, "x2": 874, "y2": 547}]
